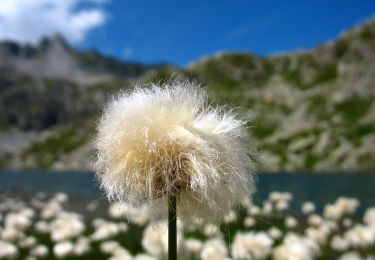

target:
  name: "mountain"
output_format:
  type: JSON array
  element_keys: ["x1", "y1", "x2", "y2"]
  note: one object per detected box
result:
[{"x1": 0, "y1": 17, "x2": 374, "y2": 172}]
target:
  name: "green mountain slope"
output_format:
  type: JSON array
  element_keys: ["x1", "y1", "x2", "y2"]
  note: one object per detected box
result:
[{"x1": 1, "y1": 17, "x2": 374, "y2": 171}]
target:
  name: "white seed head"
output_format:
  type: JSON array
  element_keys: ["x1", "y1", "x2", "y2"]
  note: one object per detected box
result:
[{"x1": 94, "y1": 81, "x2": 256, "y2": 221}]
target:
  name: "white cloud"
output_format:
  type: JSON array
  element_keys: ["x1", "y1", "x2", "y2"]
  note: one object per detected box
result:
[{"x1": 0, "y1": 0, "x2": 108, "y2": 44}]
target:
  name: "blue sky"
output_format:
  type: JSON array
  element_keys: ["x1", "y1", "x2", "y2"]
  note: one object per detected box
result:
[
  {"x1": 77, "y1": 0, "x2": 375, "y2": 65},
  {"x1": 0, "y1": 0, "x2": 374, "y2": 65}
]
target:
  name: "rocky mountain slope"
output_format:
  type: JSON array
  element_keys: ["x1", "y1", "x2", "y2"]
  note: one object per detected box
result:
[{"x1": 1, "y1": 17, "x2": 374, "y2": 172}]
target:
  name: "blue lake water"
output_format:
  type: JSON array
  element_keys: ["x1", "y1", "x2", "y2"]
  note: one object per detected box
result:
[{"x1": 0, "y1": 171, "x2": 374, "y2": 216}]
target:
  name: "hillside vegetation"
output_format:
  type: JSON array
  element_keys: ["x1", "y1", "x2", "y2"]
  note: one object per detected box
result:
[{"x1": 0, "y1": 17, "x2": 374, "y2": 171}]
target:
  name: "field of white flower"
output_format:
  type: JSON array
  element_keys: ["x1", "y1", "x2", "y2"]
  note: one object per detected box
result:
[{"x1": 0, "y1": 191, "x2": 374, "y2": 260}]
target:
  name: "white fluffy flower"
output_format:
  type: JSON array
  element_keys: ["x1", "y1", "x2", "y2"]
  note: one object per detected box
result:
[
  {"x1": 134, "y1": 254, "x2": 157, "y2": 260},
  {"x1": 305, "y1": 227, "x2": 328, "y2": 245},
  {"x1": 364, "y1": 207, "x2": 375, "y2": 227},
  {"x1": 74, "y1": 237, "x2": 91, "y2": 255},
  {"x1": 0, "y1": 240, "x2": 18, "y2": 259},
  {"x1": 50, "y1": 212, "x2": 85, "y2": 242},
  {"x1": 285, "y1": 216, "x2": 298, "y2": 229},
  {"x1": 223, "y1": 210, "x2": 237, "y2": 224},
  {"x1": 268, "y1": 227, "x2": 282, "y2": 240},
  {"x1": 100, "y1": 241, "x2": 122, "y2": 254},
  {"x1": 262, "y1": 201, "x2": 273, "y2": 215},
  {"x1": 141, "y1": 221, "x2": 184, "y2": 259},
  {"x1": 54, "y1": 193, "x2": 68, "y2": 203},
  {"x1": 31, "y1": 245, "x2": 49, "y2": 257},
  {"x1": 344, "y1": 224, "x2": 375, "y2": 248},
  {"x1": 53, "y1": 241, "x2": 74, "y2": 258},
  {"x1": 339, "y1": 251, "x2": 362, "y2": 260},
  {"x1": 301, "y1": 202, "x2": 316, "y2": 215},
  {"x1": 19, "y1": 236, "x2": 37, "y2": 248},
  {"x1": 35, "y1": 221, "x2": 50, "y2": 234},
  {"x1": 231, "y1": 231, "x2": 273, "y2": 260},
  {"x1": 109, "y1": 247, "x2": 133, "y2": 260},
  {"x1": 276, "y1": 200, "x2": 289, "y2": 211},
  {"x1": 1, "y1": 227, "x2": 24, "y2": 242},
  {"x1": 94, "y1": 82, "x2": 255, "y2": 221},
  {"x1": 41, "y1": 202, "x2": 63, "y2": 220},
  {"x1": 331, "y1": 235, "x2": 349, "y2": 251},
  {"x1": 200, "y1": 237, "x2": 228, "y2": 260},
  {"x1": 91, "y1": 220, "x2": 127, "y2": 241},
  {"x1": 269, "y1": 192, "x2": 293, "y2": 203},
  {"x1": 108, "y1": 202, "x2": 128, "y2": 219},
  {"x1": 4, "y1": 213, "x2": 32, "y2": 231},
  {"x1": 323, "y1": 197, "x2": 359, "y2": 221},
  {"x1": 244, "y1": 217, "x2": 256, "y2": 228},
  {"x1": 108, "y1": 202, "x2": 149, "y2": 225},
  {"x1": 185, "y1": 238, "x2": 203, "y2": 254},
  {"x1": 203, "y1": 223, "x2": 220, "y2": 237},
  {"x1": 307, "y1": 214, "x2": 323, "y2": 227},
  {"x1": 273, "y1": 233, "x2": 319, "y2": 260},
  {"x1": 248, "y1": 205, "x2": 261, "y2": 216}
]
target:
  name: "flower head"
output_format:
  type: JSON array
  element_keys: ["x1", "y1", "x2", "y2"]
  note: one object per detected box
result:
[{"x1": 94, "y1": 80, "x2": 255, "y2": 221}]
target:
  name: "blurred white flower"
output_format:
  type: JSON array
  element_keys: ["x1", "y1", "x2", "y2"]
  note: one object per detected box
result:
[
  {"x1": 108, "y1": 202, "x2": 128, "y2": 219},
  {"x1": 19, "y1": 236, "x2": 37, "y2": 248},
  {"x1": 323, "y1": 197, "x2": 359, "y2": 221},
  {"x1": 74, "y1": 237, "x2": 90, "y2": 255},
  {"x1": 50, "y1": 212, "x2": 85, "y2": 242},
  {"x1": 91, "y1": 220, "x2": 127, "y2": 241},
  {"x1": 268, "y1": 227, "x2": 282, "y2": 240},
  {"x1": 248, "y1": 205, "x2": 261, "y2": 216},
  {"x1": 41, "y1": 202, "x2": 63, "y2": 220},
  {"x1": 53, "y1": 241, "x2": 74, "y2": 258},
  {"x1": 339, "y1": 251, "x2": 362, "y2": 260},
  {"x1": 231, "y1": 231, "x2": 273, "y2": 260},
  {"x1": 364, "y1": 207, "x2": 375, "y2": 227},
  {"x1": 244, "y1": 217, "x2": 256, "y2": 228},
  {"x1": 0, "y1": 240, "x2": 18, "y2": 259},
  {"x1": 276, "y1": 200, "x2": 289, "y2": 212},
  {"x1": 331, "y1": 235, "x2": 349, "y2": 251},
  {"x1": 262, "y1": 201, "x2": 273, "y2": 215},
  {"x1": 54, "y1": 193, "x2": 69, "y2": 203},
  {"x1": 31, "y1": 198, "x2": 46, "y2": 209},
  {"x1": 5, "y1": 213, "x2": 32, "y2": 231},
  {"x1": 269, "y1": 192, "x2": 293, "y2": 203},
  {"x1": 307, "y1": 214, "x2": 323, "y2": 227},
  {"x1": 285, "y1": 216, "x2": 298, "y2": 229},
  {"x1": 109, "y1": 202, "x2": 149, "y2": 225},
  {"x1": 100, "y1": 241, "x2": 122, "y2": 254},
  {"x1": 134, "y1": 254, "x2": 157, "y2": 260},
  {"x1": 273, "y1": 233, "x2": 319, "y2": 260},
  {"x1": 223, "y1": 210, "x2": 237, "y2": 224},
  {"x1": 344, "y1": 224, "x2": 375, "y2": 248},
  {"x1": 305, "y1": 227, "x2": 328, "y2": 245},
  {"x1": 301, "y1": 202, "x2": 316, "y2": 215},
  {"x1": 94, "y1": 82, "x2": 255, "y2": 222},
  {"x1": 185, "y1": 238, "x2": 203, "y2": 255},
  {"x1": 108, "y1": 247, "x2": 133, "y2": 260},
  {"x1": 200, "y1": 237, "x2": 228, "y2": 260},
  {"x1": 141, "y1": 221, "x2": 184, "y2": 259},
  {"x1": 35, "y1": 221, "x2": 50, "y2": 234},
  {"x1": 31, "y1": 245, "x2": 49, "y2": 257},
  {"x1": 203, "y1": 224, "x2": 220, "y2": 237},
  {"x1": 1, "y1": 227, "x2": 24, "y2": 242}
]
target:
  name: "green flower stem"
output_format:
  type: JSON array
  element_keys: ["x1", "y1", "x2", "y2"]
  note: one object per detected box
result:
[{"x1": 168, "y1": 196, "x2": 177, "y2": 260}]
